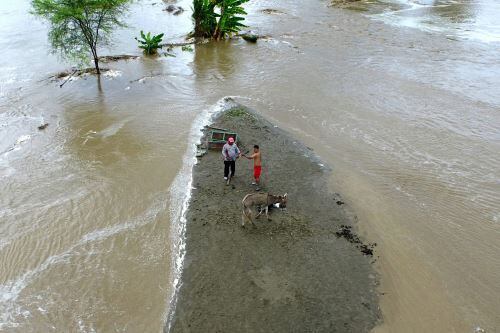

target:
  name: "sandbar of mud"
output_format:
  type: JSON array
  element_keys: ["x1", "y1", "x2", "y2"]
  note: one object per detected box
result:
[{"x1": 167, "y1": 105, "x2": 380, "y2": 332}]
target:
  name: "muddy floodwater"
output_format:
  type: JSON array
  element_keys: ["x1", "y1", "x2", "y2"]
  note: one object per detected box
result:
[{"x1": 1, "y1": 0, "x2": 499, "y2": 332}]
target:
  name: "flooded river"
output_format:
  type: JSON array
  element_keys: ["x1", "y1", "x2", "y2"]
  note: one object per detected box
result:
[{"x1": 1, "y1": 0, "x2": 499, "y2": 332}]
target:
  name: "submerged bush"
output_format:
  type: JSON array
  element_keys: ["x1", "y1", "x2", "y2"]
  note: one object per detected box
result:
[{"x1": 136, "y1": 31, "x2": 164, "y2": 55}]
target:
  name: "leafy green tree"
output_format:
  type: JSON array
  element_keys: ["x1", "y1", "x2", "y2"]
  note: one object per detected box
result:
[{"x1": 32, "y1": 0, "x2": 130, "y2": 74}]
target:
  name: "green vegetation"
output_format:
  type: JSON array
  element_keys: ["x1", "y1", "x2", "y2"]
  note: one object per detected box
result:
[
  {"x1": 224, "y1": 107, "x2": 256, "y2": 124},
  {"x1": 225, "y1": 107, "x2": 247, "y2": 117},
  {"x1": 192, "y1": 0, "x2": 217, "y2": 38},
  {"x1": 192, "y1": 0, "x2": 249, "y2": 39},
  {"x1": 32, "y1": 0, "x2": 131, "y2": 75},
  {"x1": 135, "y1": 31, "x2": 164, "y2": 55},
  {"x1": 213, "y1": 0, "x2": 249, "y2": 39},
  {"x1": 181, "y1": 45, "x2": 194, "y2": 52}
]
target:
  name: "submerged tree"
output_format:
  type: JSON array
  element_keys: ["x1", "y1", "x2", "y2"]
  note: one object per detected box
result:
[
  {"x1": 32, "y1": 0, "x2": 130, "y2": 74},
  {"x1": 192, "y1": 0, "x2": 249, "y2": 39}
]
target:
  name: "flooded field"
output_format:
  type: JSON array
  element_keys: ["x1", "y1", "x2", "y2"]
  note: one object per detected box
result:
[{"x1": 1, "y1": 0, "x2": 499, "y2": 332}]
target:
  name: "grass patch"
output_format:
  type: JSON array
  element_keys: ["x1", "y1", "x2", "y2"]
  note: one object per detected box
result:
[
  {"x1": 225, "y1": 107, "x2": 248, "y2": 118},
  {"x1": 224, "y1": 107, "x2": 257, "y2": 124}
]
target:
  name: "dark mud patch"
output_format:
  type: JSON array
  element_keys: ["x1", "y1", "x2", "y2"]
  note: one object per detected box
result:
[
  {"x1": 329, "y1": 0, "x2": 362, "y2": 6},
  {"x1": 167, "y1": 104, "x2": 380, "y2": 332},
  {"x1": 261, "y1": 8, "x2": 286, "y2": 15},
  {"x1": 50, "y1": 67, "x2": 111, "y2": 81},
  {"x1": 164, "y1": 4, "x2": 184, "y2": 15},
  {"x1": 129, "y1": 73, "x2": 162, "y2": 83},
  {"x1": 160, "y1": 38, "x2": 206, "y2": 49},
  {"x1": 335, "y1": 225, "x2": 377, "y2": 256},
  {"x1": 328, "y1": 0, "x2": 372, "y2": 12},
  {"x1": 98, "y1": 54, "x2": 140, "y2": 63},
  {"x1": 37, "y1": 123, "x2": 49, "y2": 130},
  {"x1": 329, "y1": 0, "x2": 407, "y2": 13}
]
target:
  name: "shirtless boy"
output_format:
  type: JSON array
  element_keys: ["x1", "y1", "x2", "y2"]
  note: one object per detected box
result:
[{"x1": 244, "y1": 145, "x2": 262, "y2": 189}]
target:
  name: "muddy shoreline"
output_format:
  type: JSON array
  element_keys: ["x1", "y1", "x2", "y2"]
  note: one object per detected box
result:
[{"x1": 166, "y1": 105, "x2": 380, "y2": 332}]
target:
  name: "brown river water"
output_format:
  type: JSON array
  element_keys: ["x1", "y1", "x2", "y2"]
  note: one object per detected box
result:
[{"x1": 1, "y1": 0, "x2": 499, "y2": 332}]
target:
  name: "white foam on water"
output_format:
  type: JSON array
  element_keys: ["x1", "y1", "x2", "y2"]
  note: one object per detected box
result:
[
  {"x1": 0, "y1": 158, "x2": 15, "y2": 179},
  {"x1": 79, "y1": 118, "x2": 130, "y2": 144},
  {"x1": 0, "y1": 134, "x2": 32, "y2": 160},
  {"x1": 0, "y1": 194, "x2": 167, "y2": 330},
  {"x1": 98, "y1": 118, "x2": 130, "y2": 139},
  {"x1": 103, "y1": 70, "x2": 122, "y2": 79},
  {"x1": 164, "y1": 96, "x2": 241, "y2": 331},
  {"x1": 0, "y1": 250, "x2": 72, "y2": 330},
  {"x1": 15, "y1": 135, "x2": 30, "y2": 145},
  {"x1": 368, "y1": 0, "x2": 500, "y2": 43},
  {"x1": 461, "y1": 28, "x2": 500, "y2": 43},
  {"x1": 77, "y1": 319, "x2": 96, "y2": 333}
]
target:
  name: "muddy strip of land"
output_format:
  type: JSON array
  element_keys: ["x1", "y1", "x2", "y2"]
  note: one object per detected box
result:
[{"x1": 167, "y1": 105, "x2": 380, "y2": 332}]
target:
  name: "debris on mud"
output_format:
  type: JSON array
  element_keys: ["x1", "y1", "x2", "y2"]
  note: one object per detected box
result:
[
  {"x1": 335, "y1": 225, "x2": 376, "y2": 256},
  {"x1": 51, "y1": 68, "x2": 110, "y2": 81},
  {"x1": 164, "y1": 4, "x2": 184, "y2": 15},
  {"x1": 261, "y1": 8, "x2": 286, "y2": 15},
  {"x1": 98, "y1": 55, "x2": 140, "y2": 63},
  {"x1": 38, "y1": 123, "x2": 49, "y2": 130}
]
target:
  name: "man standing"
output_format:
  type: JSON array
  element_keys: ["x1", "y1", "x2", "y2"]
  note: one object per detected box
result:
[
  {"x1": 222, "y1": 137, "x2": 240, "y2": 181},
  {"x1": 243, "y1": 144, "x2": 262, "y2": 190}
]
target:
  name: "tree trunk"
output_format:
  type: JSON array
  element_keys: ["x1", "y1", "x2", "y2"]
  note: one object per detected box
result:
[
  {"x1": 94, "y1": 56, "x2": 100, "y2": 75},
  {"x1": 91, "y1": 47, "x2": 100, "y2": 75},
  {"x1": 193, "y1": 18, "x2": 201, "y2": 37},
  {"x1": 215, "y1": 6, "x2": 224, "y2": 40},
  {"x1": 96, "y1": 74, "x2": 102, "y2": 93}
]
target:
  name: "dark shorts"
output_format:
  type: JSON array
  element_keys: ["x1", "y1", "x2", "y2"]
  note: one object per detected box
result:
[{"x1": 224, "y1": 160, "x2": 236, "y2": 178}]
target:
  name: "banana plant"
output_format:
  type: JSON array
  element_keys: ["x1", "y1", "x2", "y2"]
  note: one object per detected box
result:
[
  {"x1": 192, "y1": 0, "x2": 217, "y2": 38},
  {"x1": 213, "y1": 0, "x2": 249, "y2": 39},
  {"x1": 192, "y1": 0, "x2": 249, "y2": 39},
  {"x1": 135, "y1": 31, "x2": 164, "y2": 55}
]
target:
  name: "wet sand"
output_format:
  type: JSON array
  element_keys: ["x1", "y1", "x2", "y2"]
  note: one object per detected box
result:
[{"x1": 168, "y1": 105, "x2": 380, "y2": 332}]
